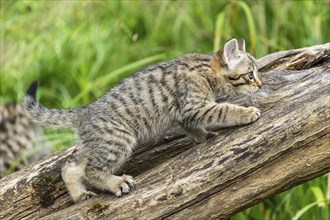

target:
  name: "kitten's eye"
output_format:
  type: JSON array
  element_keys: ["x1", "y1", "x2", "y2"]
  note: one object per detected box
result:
[
  {"x1": 228, "y1": 75, "x2": 241, "y2": 80},
  {"x1": 248, "y1": 71, "x2": 254, "y2": 80}
]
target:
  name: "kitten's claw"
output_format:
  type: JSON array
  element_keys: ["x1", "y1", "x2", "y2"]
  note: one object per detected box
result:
[
  {"x1": 246, "y1": 107, "x2": 261, "y2": 122},
  {"x1": 113, "y1": 175, "x2": 134, "y2": 197},
  {"x1": 123, "y1": 174, "x2": 135, "y2": 187}
]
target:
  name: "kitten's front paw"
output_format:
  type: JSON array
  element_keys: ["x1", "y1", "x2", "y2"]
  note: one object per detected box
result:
[{"x1": 246, "y1": 107, "x2": 261, "y2": 123}]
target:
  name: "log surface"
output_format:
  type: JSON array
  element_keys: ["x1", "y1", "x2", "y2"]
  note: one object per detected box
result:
[{"x1": 0, "y1": 43, "x2": 329, "y2": 220}]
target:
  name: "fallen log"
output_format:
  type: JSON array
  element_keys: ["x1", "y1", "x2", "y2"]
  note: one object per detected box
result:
[{"x1": 0, "y1": 43, "x2": 329, "y2": 220}]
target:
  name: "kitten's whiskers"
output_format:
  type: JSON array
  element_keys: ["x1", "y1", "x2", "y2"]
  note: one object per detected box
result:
[{"x1": 249, "y1": 89, "x2": 257, "y2": 106}]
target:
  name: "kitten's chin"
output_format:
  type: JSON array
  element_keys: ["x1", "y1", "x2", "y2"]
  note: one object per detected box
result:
[{"x1": 236, "y1": 87, "x2": 259, "y2": 96}]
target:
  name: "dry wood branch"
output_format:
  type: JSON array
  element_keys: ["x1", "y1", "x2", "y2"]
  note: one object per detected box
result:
[{"x1": 0, "y1": 43, "x2": 329, "y2": 220}]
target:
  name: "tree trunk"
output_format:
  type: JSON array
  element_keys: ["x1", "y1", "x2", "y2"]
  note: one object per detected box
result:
[{"x1": 0, "y1": 43, "x2": 329, "y2": 220}]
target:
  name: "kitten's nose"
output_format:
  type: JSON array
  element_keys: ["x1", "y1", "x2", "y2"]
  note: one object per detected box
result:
[{"x1": 256, "y1": 79, "x2": 262, "y2": 88}]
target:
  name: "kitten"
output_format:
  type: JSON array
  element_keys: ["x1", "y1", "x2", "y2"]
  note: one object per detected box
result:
[
  {"x1": 23, "y1": 38, "x2": 261, "y2": 202},
  {"x1": 0, "y1": 103, "x2": 50, "y2": 178}
]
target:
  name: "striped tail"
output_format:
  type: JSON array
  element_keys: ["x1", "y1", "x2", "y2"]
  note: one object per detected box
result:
[{"x1": 23, "y1": 81, "x2": 81, "y2": 129}]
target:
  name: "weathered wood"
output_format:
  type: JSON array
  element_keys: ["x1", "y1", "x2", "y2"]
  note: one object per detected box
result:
[{"x1": 0, "y1": 43, "x2": 329, "y2": 220}]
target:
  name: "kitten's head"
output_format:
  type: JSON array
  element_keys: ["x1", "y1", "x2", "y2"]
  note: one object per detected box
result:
[{"x1": 211, "y1": 38, "x2": 262, "y2": 95}]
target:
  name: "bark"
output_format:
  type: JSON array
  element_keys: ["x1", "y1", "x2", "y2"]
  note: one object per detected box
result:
[{"x1": 0, "y1": 43, "x2": 329, "y2": 220}]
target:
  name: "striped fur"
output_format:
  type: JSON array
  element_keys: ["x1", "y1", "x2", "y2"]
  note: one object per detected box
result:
[
  {"x1": 0, "y1": 103, "x2": 50, "y2": 178},
  {"x1": 23, "y1": 38, "x2": 262, "y2": 202}
]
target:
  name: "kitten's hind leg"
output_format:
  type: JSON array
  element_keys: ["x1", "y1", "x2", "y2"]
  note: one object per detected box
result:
[
  {"x1": 84, "y1": 140, "x2": 135, "y2": 197},
  {"x1": 181, "y1": 125, "x2": 219, "y2": 143},
  {"x1": 62, "y1": 158, "x2": 97, "y2": 203},
  {"x1": 87, "y1": 172, "x2": 134, "y2": 197}
]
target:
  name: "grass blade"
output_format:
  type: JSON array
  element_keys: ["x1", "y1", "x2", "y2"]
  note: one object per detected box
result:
[
  {"x1": 292, "y1": 200, "x2": 328, "y2": 220},
  {"x1": 237, "y1": 1, "x2": 257, "y2": 54},
  {"x1": 214, "y1": 11, "x2": 226, "y2": 51}
]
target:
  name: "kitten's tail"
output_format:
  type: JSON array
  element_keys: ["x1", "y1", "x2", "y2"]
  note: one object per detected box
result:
[{"x1": 23, "y1": 81, "x2": 81, "y2": 129}]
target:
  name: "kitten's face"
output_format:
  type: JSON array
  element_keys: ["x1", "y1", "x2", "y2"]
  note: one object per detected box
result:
[
  {"x1": 211, "y1": 38, "x2": 262, "y2": 96},
  {"x1": 225, "y1": 52, "x2": 262, "y2": 96}
]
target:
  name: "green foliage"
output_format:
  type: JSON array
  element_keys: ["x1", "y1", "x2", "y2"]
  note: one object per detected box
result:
[
  {"x1": 233, "y1": 176, "x2": 329, "y2": 220},
  {"x1": 1, "y1": 0, "x2": 329, "y2": 219}
]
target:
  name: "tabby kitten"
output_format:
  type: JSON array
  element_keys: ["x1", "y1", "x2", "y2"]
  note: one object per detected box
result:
[
  {"x1": 23, "y1": 38, "x2": 261, "y2": 202},
  {"x1": 0, "y1": 103, "x2": 50, "y2": 178}
]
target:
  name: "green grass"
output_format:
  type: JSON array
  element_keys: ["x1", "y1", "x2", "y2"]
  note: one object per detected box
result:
[
  {"x1": 233, "y1": 175, "x2": 329, "y2": 220},
  {"x1": 1, "y1": 0, "x2": 329, "y2": 219}
]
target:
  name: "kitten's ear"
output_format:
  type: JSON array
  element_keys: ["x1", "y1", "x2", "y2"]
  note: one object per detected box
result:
[
  {"x1": 237, "y1": 38, "x2": 246, "y2": 52},
  {"x1": 223, "y1": 38, "x2": 242, "y2": 70}
]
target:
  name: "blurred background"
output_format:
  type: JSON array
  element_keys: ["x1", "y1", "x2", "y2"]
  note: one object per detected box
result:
[{"x1": 1, "y1": 0, "x2": 329, "y2": 219}]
